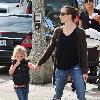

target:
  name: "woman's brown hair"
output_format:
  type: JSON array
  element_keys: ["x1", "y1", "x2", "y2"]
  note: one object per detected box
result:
[
  {"x1": 61, "y1": 5, "x2": 79, "y2": 21},
  {"x1": 84, "y1": 0, "x2": 93, "y2": 3}
]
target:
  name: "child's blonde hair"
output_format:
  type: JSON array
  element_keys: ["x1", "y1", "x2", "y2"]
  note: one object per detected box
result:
[{"x1": 11, "y1": 45, "x2": 27, "y2": 60}]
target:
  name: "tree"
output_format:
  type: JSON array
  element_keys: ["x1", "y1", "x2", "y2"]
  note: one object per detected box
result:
[{"x1": 29, "y1": 0, "x2": 53, "y2": 84}]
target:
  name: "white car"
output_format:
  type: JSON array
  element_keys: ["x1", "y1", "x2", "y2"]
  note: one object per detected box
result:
[{"x1": 0, "y1": 0, "x2": 21, "y2": 13}]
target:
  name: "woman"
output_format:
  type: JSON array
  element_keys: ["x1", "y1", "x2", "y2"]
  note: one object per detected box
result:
[
  {"x1": 34, "y1": 5, "x2": 88, "y2": 100},
  {"x1": 79, "y1": 0, "x2": 100, "y2": 31}
]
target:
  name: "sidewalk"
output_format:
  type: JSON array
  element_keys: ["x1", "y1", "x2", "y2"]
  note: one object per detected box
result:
[{"x1": 0, "y1": 75, "x2": 100, "y2": 100}]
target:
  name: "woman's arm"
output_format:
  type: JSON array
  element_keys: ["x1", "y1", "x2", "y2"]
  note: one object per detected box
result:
[
  {"x1": 79, "y1": 29, "x2": 88, "y2": 74},
  {"x1": 37, "y1": 28, "x2": 58, "y2": 66},
  {"x1": 79, "y1": 29, "x2": 88, "y2": 81}
]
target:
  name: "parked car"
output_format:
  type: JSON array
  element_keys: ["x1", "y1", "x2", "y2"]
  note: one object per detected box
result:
[
  {"x1": 0, "y1": 0, "x2": 20, "y2": 13},
  {"x1": 0, "y1": 13, "x2": 54, "y2": 68},
  {"x1": 0, "y1": 14, "x2": 32, "y2": 67}
]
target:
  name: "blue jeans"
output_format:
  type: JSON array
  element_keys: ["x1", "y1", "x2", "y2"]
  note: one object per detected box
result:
[
  {"x1": 53, "y1": 65, "x2": 86, "y2": 100},
  {"x1": 14, "y1": 85, "x2": 29, "y2": 100}
]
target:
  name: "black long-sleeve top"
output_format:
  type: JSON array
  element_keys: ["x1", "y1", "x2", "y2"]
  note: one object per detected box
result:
[
  {"x1": 55, "y1": 28, "x2": 78, "y2": 70},
  {"x1": 37, "y1": 26, "x2": 88, "y2": 74}
]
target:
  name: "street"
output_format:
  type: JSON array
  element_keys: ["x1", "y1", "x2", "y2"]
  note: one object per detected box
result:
[{"x1": 0, "y1": 74, "x2": 100, "y2": 100}]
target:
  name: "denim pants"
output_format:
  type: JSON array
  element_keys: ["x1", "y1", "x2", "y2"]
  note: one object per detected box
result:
[
  {"x1": 14, "y1": 85, "x2": 29, "y2": 100},
  {"x1": 53, "y1": 65, "x2": 86, "y2": 100}
]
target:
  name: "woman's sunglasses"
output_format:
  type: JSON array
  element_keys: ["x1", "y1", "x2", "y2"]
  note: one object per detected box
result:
[{"x1": 60, "y1": 13, "x2": 68, "y2": 16}]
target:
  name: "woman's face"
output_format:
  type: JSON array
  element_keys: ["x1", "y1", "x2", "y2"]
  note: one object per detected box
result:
[
  {"x1": 15, "y1": 52, "x2": 25, "y2": 61},
  {"x1": 60, "y1": 8, "x2": 70, "y2": 24},
  {"x1": 85, "y1": 1, "x2": 93, "y2": 9}
]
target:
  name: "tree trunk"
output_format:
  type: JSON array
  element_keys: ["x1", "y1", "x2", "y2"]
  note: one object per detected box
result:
[{"x1": 29, "y1": 0, "x2": 53, "y2": 84}]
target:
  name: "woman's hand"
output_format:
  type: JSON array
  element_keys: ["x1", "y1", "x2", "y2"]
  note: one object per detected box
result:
[
  {"x1": 33, "y1": 64, "x2": 41, "y2": 72},
  {"x1": 28, "y1": 62, "x2": 41, "y2": 72},
  {"x1": 83, "y1": 74, "x2": 88, "y2": 82}
]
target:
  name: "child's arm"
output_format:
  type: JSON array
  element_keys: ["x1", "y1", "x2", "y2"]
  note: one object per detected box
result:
[{"x1": 9, "y1": 61, "x2": 20, "y2": 75}]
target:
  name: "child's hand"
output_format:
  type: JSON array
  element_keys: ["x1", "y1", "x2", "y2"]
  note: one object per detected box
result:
[
  {"x1": 15, "y1": 60, "x2": 20, "y2": 67},
  {"x1": 9, "y1": 60, "x2": 20, "y2": 75}
]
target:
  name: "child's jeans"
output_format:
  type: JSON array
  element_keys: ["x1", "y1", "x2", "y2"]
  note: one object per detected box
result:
[
  {"x1": 14, "y1": 85, "x2": 29, "y2": 100},
  {"x1": 53, "y1": 65, "x2": 86, "y2": 100}
]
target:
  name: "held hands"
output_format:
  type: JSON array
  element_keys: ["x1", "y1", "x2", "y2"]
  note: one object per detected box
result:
[
  {"x1": 28, "y1": 62, "x2": 40, "y2": 72},
  {"x1": 33, "y1": 64, "x2": 40, "y2": 72}
]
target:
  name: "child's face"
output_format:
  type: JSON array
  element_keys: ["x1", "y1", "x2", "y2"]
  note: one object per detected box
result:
[{"x1": 15, "y1": 52, "x2": 25, "y2": 61}]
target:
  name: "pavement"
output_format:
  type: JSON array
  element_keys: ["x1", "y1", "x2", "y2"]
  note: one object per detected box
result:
[{"x1": 0, "y1": 75, "x2": 100, "y2": 100}]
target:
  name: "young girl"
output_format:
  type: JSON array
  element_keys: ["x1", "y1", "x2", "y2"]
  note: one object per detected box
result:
[{"x1": 9, "y1": 45, "x2": 35, "y2": 100}]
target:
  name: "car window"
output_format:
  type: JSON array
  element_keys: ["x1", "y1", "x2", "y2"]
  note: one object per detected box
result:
[{"x1": 0, "y1": 0, "x2": 20, "y2": 3}]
